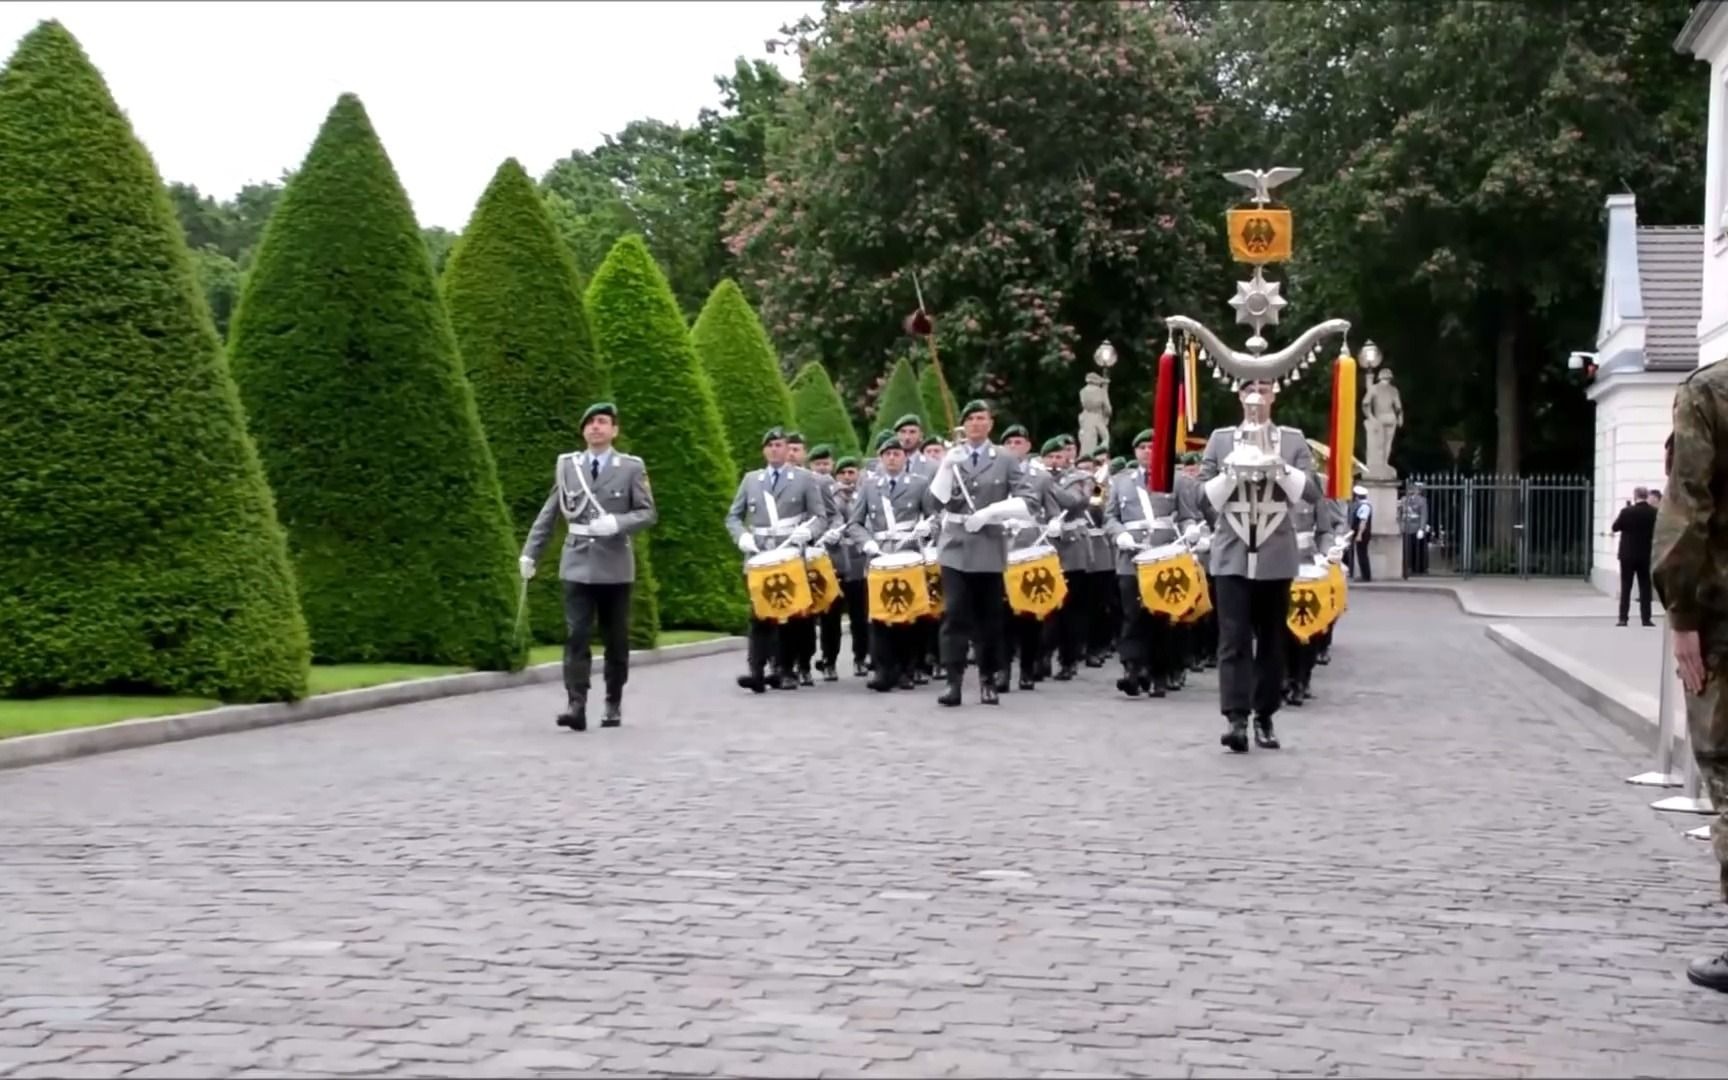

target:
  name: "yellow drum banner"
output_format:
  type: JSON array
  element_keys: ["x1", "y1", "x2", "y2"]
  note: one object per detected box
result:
[
  {"x1": 745, "y1": 554, "x2": 811, "y2": 622},
  {"x1": 1327, "y1": 561, "x2": 1348, "y2": 614},
  {"x1": 1004, "y1": 551, "x2": 1066, "y2": 620},
  {"x1": 1137, "y1": 550, "x2": 1204, "y2": 619},
  {"x1": 924, "y1": 558, "x2": 945, "y2": 619},
  {"x1": 805, "y1": 552, "x2": 841, "y2": 615},
  {"x1": 868, "y1": 562, "x2": 930, "y2": 624},
  {"x1": 1176, "y1": 572, "x2": 1212, "y2": 623},
  {"x1": 1286, "y1": 577, "x2": 1335, "y2": 643},
  {"x1": 1226, "y1": 208, "x2": 1293, "y2": 265}
]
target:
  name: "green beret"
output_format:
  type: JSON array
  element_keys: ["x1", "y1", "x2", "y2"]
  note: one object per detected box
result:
[
  {"x1": 808, "y1": 443, "x2": 833, "y2": 462},
  {"x1": 1180, "y1": 451, "x2": 1203, "y2": 465},
  {"x1": 960, "y1": 399, "x2": 990, "y2": 420},
  {"x1": 877, "y1": 432, "x2": 904, "y2": 453},
  {"x1": 1132, "y1": 428, "x2": 1154, "y2": 449},
  {"x1": 922, "y1": 436, "x2": 944, "y2": 450},
  {"x1": 873, "y1": 429, "x2": 894, "y2": 448},
  {"x1": 1040, "y1": 435, "x2": 1068, "y2": 454},
  {"x1": 1002, "y1": 424, "x2": 1030, "y2": 442},
  {"x1": 761, "y1": 426, "x2": 786, "y2": 446},
  {"x1": 580, "y1": 401, "x2": 617, "y2": 426},
  {"x1": 893, "y1": 413, "x2": 923, "y2": 432},
  {"x1": 835, "y1": 456, "x2": 859, "y2": 471},
  {"x1": 785, "y1": 431, "x2": 806, "y2": 445},
  {"x1": 1110, "y1": 456, "x2": 1127, "y2": 471}
]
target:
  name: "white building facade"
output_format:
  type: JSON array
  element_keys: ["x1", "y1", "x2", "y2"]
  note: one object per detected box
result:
[{"x1": 1679, "y1": 1, "x2": 1728, "y2": 366}]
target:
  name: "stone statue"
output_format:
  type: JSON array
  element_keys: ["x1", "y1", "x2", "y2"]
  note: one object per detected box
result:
[
  {"x1": 1078, "y1": 373, "x2": 1112, "y2": 458},
  {"x1": 1362, "y1": 368, "x2": 1403, "y2": 479}
]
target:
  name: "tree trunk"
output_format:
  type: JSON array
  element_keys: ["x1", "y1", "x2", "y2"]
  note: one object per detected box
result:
[{"x1": 1492, "y1": 304, "x2": 1522, "y2": 563}]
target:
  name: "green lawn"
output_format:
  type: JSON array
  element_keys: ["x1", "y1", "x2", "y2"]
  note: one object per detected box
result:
[{"x1": 0, "y1": 630, "x2": 727, "y2": 741}]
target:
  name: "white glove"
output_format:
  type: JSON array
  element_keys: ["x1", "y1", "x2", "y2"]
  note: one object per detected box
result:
[
  {"x1": 736, "y1": 533, "x2": 759, "y2": 555},
  {"x1": 944, "y1": 444, "x2": 970, "y2": 467},
  {"x1": 1313, "y1": 553, "x2": 1329, "y2": 567},
  {"x1": 1276, "y1": 462, "x2": 1308, "y2": 502},
  {"x1": 1115, "y1": 532, "x2": 1138, "y2": 552},
  {"x1": 589, "y1": 513, "x2": 619, "y2": 537},
  {"x1": 1326, "y1": 550, "x2": 1343, "y2": 565},
  {"x1": 862, "y1": 540, "x2": 881, "y2": 558},
  {"x1": 912, "y1": 519, "x2": 933, "y2": 540},
  {"x1": 963, "y1": 513, "x2": 985, "y2": 533},
  {"x1": 1043, "y1": 518, "x2": 1064, "y2": 539},
  {"x1": 1203, "y1": 471, "x2": 1233, "y2": 511},
  {"x1": 788, "y1": 524, "x2": 812, "y2": 545},
  {"x1": 1182, "y1": 523, "x2": 1202, "y2": 545},
  {"x1": 820, "y1": 527, "x2": 842, "y2": 546},
  {"x1": 518, "y1": 555, "x2": 537, "y2": 581}
]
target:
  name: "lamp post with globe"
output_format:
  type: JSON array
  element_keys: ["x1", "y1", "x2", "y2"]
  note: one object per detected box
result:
[{"x1": 1078, "y1": 340, "x2": 1116, "y2": 459}]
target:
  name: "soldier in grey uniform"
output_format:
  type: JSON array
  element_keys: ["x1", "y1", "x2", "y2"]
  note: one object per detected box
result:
[
  {"x1": 924, "y1": 399, "x2": 1036, "y2": 706},
  {"x1": 893, "y1": 414, "x2": 936, "y2": 480},
  {"x1": 726, "y1": 427, "x2": 831, "y2": 693},
  {"x1": 831, "y1": 456, "x2": 872, "y2": 678},
  {"x1": 862, "y1": 430, "x2": 894, "y2": 479},
  {"x1": 783, "y1": 433, "x2": 846, "y2": 684},
  {"x1": 846, "y1": 433, "x2": 936, "y2": 690},
  {"x1": 1315, "y1": 492, "x2": 1351, "y2": 667},
  {"x1": 1281, "y1": 493, "x2": 1339, "y2": 706},
  {"x1": 1104, "y1": 430, "x2": 1202, "y2": 699},
  {"x1": 1040, "y1": 435, "x2": 1096, "y2": 681},
  {"x1": 520, "y1": 402, "x2": 658, "y2": 732},
  {"x1": 917, "y1": 434, "x2": 951, "y2": 679},
  {"x1": 1084, "y1": 449, "x2": 1116, "y2": 667},
  {"x1": 999, "y1": 425, "x2": 1086, "y2": 691},
  {"x1": 1399, "y1": 481, "x2": 1429, "y2": 577},
  {"x1": 1171, "y1": 453, "x2": 1210, "y2": 680},
  {"x1": 1198, "y1": 379, "x2": 1322, "y2": 752}
]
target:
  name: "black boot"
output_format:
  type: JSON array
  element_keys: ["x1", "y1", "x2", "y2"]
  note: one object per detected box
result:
[
  {"x1": 1254, "y1": 714, "x2": 1280, "y2": 750},
  {"x1": 1054, "y1": 664, "x2": 1076, "y2": 681},
  {"x1": 821, "y1": 661, "x2": 838, "y2": 683},
  {"x1": 799, "y1": 665, "x2": 815, "y2": 687},
  {"x1": 993, "y1": 670, "x2": 1011, "y2": 694},
  {"x1": 556, "y1": 693, "x2": 587, "y2": 732},
  {"x1": 737, "y1": 671, "x2": 767, "y2": 694},
  {"x1": 1282, "y1": 682, "x2": 1303, "y2": 708},
  {"x1": 1084, "y1": 654, "x2": 1105, "y2": 669},
  {"x1": 1221, "y1": 714, "x2": 1249, "y2": 753},
  {"x1": 980, "y1": 672, "x2": 1000, "y2": 706},
  {"x1": 854, "y1": 660, "x2": 869, "y2": 678},
  {"x1": 601, "y1": 697, "x2": 622, "y2": 728},
  {"x1": 1116, "y1": 664, "x2": 1144, "y2": 697},
  {"x1": 1687, "y1": 952, "x2": 1728, "y2": 992},
  {"x1": 1018, "y1": 664, "x2": 1036, "y2": 691},
  {"x1": 937, "y1": 671, "x2": 963, "y2": 707},
  {"x1": 1148, "y1": 671, "x2": 1167, "y2": 699},
  {"x1": 867, "y1": 666, "x2": 896, "y2": 692}
]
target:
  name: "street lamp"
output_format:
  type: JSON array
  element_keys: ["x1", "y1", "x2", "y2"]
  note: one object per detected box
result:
[
  {"x1": 1359, "y1": 339, "x2": 1383, "y2": 372},
  {"x1": 1094, "y1": 340, "x2": 1118, "y2": 370}
]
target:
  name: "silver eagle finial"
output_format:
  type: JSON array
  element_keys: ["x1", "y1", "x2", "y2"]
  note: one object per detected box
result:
[{"x1": 1222, "y1": 167, "x2": 1303, "y2": 207}]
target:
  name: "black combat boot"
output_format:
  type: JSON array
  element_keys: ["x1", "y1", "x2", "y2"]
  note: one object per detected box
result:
[
  {"x1": 557, "y1": 693, "x2": 587, "y2": 732},
  {"x1": 854, "y1": 660, "x2": 869, "y2": 679},
  {"x1": 1221, "y1": 714, "x2": 1249, "y2": 753},
  {"x1": 798, "y1": 664, "x2": 815, "y2": 687},
  {"x1": 979, "y1": 671, "x2": 1000, "y2": 706},
  {"x1": 1254, "y1": 714, "x2": 1281, "y2": 750},
  {"x1": 993, "y1": 669, "x2": 1011, "y2": 694},
  {"x1": 1018, "y1": 663, "x2": 1036, "y2": 692},
  {"x1": 1054, "y1": 664, "x2": 1077, "y2": 681},
  {"x1": 1688, "y1": 951, "x2": 1728, "y2": 992},
  {"x1": 736, "y1": 671, "x2": 766, "y2": 694},
  {"x1": 1116, "y1": 664, "x2": 1144, "y2": 697},
  {"x1": 1282, "y1": 681, "x2": 1303, "y2": 708},
  {"x1": 821, "y1": 660, "x2": 838, "y2": 683},
  {"x1": 601, "y1": 696, "x2": 622, "y2": 728},
  {"x1": 937, "y1": 670, "x2": 963, "y2": 707}
]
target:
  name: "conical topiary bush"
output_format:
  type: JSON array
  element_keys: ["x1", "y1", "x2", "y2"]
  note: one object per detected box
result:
[
  {"x1": 585, "y1": 235, "x2": 746, "y2": 631},
  {"x1": 919, "y1": 360, "x2": 959, "y2": 436},
  {"x1": 872, "y1": 356, "x2": 926, "y2": 438},
  {"x1": 0, "y1": 21, "x2": 310, "y2": 703},
  {"x1": 229, "y1": 94, "x2": 525, "y2": 670},
  {"x1": 443, "y1": 158, "x2": 619, "y2": 646},
  {"x1": 788, "y1": 362, "x2": 862, "y2": 460},
  {"x1": 691, "y1": 279, "x2": 794, "y2": 476}
]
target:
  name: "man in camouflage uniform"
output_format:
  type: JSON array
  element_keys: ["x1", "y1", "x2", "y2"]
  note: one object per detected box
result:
[{"x1": 1653, "y1": 362, "x2": 1728, "y2": 992}]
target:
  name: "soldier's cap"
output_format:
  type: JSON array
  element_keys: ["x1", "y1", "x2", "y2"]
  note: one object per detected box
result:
[
  {"x1": 1352, "y1": 485, "x2": 1366, "y2": 496},
  {"x1": 580, "y1": 401, "x2": 617, "y2": 426},
  {"x1": 893, "y1": 413, "x2": 923, "y2": 432},
  {"x1": 785, "y1": 431, "x2": 806, "y2": 446},
  {"x1": 835, "y1": 456, "x2": 859, "y2": 471},
  {"x1": 1133, "y1": 428, "x2": 1154, "y2": 449},
  {"x1": 877, "y1": 432, "x2": 905, "y2": 454},
  {"x1": 1040, "y1": 435, "x2": 1072, "y2": 454},
  {"x1": 808, "y1": 444, "x2": 833, "y2": 462},
  {"x1": 960, "y1": 399, "x2": 991, "y2": 420},
  {"x1": 873, "y1": 429, "x2": 894, "y2": 448},
  {"x1": 922, "y1": 435, "x2": 944, "y2": 450},
  {"x1": 1110, "y1": 455, "x2": 1128, "y2": 469},
  {"x1": 760, "y1": 426, "x2": 787, "y2": 446},
  {"x1": 1180, "y1": 451, "x2": 1203, "y2": 465},
  {"x1": 1002, "y1": 424, "x2": 1030, "y2": 442}
]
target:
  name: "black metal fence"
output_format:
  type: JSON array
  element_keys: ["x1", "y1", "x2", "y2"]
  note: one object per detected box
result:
[{"x1": 1402, "y1": 473, "x2": 1593, "y2": 579}]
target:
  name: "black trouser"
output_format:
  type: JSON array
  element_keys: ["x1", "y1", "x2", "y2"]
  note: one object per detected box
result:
[
  {"x1": 1214, "y1": 575, "x2": 1290, "y2": 719},
  {"x1": 940, "y1": 568, "x2": 1005, "y2": 676},
  {"x1": 1007, "y1": 612, "x2": 1043, "y2": 678},
  {"x1": 1353, "y1": 537, "x2": 1373, "y2": 581},
  {"x1": 1056, "y1": 570, "x2": 1090, "y2": 667},
  {"x1": 748, "y1": 617, "x2": 797, "y2": 676},
  {"x1": 1402, "y1": 533, "x2": 1429, "y2": 576},
  {"x1": 1088, "y1": 570, "x2": 1117, "y2": 658},
  {"x1": 868, "y1": 622, "x2": 918, "y2": 682},
  {"x1": 819, "y1": 595, "x2": 845, "y2": 665},
  {"x1": 1116, "y1": 576, "x2": 1170, "y2": 680},
  {"x1": 840, "y1": 578, "x2": 869, "y2": 662},
  {"x1": 1286, "y1": 630, "x2": 1318, "y2": 689},
  {"x1": 563, "y1": 581, "x2": 633, "y2": 704},
  {"x1": 1619, "y1": 559, "x2": 1653, "y2": 624}
]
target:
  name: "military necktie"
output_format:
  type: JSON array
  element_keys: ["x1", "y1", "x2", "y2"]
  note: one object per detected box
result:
[
  {"x1": 771, "y1": 468, "x2": 781, "y2": 490},
  {"x1": 590, "y1": 458, "x2": 600, "y2": 481},
  {"x1": 889, "y1": 478, "x2": 897, "y2": 496}
]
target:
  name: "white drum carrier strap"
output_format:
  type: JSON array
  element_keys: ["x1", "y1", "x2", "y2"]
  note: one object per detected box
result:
[
  {"x1": 560, "y1": 453, "x2": 602, "y2": 536},
  {"x1": 752, "y1": 475, "x2": 807, "y2": 538},
  {"x1": 1128, "y1": 485, "x2": 1173, "y2": 536}
]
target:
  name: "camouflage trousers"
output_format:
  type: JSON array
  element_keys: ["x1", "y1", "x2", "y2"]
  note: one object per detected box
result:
[{"x1": 1686, "y1": 625, "x2": 1728, "y2": 902}]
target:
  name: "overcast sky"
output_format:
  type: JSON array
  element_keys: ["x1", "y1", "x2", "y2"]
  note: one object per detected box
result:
[{"x1": 0, "y1": 1, "x2": 817, "y2": 230}]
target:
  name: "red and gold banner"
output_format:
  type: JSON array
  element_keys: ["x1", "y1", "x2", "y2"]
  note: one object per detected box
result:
[{"x1": 1326, "y1": 349, "x2": 1357, "y2": 498}]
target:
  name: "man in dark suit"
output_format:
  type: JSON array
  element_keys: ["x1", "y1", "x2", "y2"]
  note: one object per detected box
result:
[{"x1": 1612, "y1": 486, "x2": 1658, "y2": 627}]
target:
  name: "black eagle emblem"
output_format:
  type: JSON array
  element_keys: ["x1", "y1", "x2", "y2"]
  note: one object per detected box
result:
[
  {"x1": 926, "y1": 567, "x2": 943, "y2": 603},
  {"x1": 1019, "y1": 566, "x2": 1058, "y2": 604},
  {"x1": 1289, "y1": 587, "x2": 1321, "y2": 627},
  {"x1": 1154, "y1": 567, "x2": 1191, "y2": 604},
  {"x1": 806, "y1": 566, "x2": 829, "y2": 604},
  {"x1": 879, "y1": 577, "x2": 916, "y2": 615},
  {"x1": 1239, "y1": 214, "x2": 1277, "y2": 255},
  {"x1": 762, "y1": 571, "x2": 800, "y2": 612}
]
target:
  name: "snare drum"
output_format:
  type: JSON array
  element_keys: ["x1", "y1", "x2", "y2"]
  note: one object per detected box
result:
[
  {"x1": 1004, "y1": 544, "x2": 1065, "y2": 619},
  {"x1": 867, "y1": 551, "x2": 930, "y2": 624},
  {"x1": 1134, "y1": 542, "x2": 1203, "y2": 619},
  {"x1": 804, "y1": 548, "x2": 840, "y2": 615},
  {"x1": 1286, "y1": 565, "x2": 1336, "y2": 643},
  {"x1": 922, "y1": 546, "x2": 944, "y2": 618},
  {"x1": 1326, "y1": 560, "x2": 1348, "y2": 614},
  {"x1": 744, "y1": 547, "x2": 811, "y2": 622}
]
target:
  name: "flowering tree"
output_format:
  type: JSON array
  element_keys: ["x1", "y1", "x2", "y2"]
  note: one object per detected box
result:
[{"x1": 726, "y1": 0, "x2": 1220, "y2": 440}]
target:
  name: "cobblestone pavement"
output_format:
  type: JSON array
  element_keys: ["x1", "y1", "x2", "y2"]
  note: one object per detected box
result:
[{"x1": 3, "y1": 592, "x2": 1728, "y2": 1079}]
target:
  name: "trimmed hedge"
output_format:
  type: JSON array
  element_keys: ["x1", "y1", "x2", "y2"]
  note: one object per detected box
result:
[
  {"x1": 629, "y1": 542, "x2": 661, "y2": 649},
  {"x1": 788, "y1": 362, "x2": 861, "y2": 460},
  {"x1": 873, "y1": 357, "x2": 926, "y2": 440},
  {"x1": 919, "y1": 361, "x2": 960, "y2": 436},
  {"x1": 691, "y1": 279, "x2": 794, "y2": 476},
  {"x1": 228, "y1": 95, "x2": 525, "y2": 670},
  {"x1": 0, "y1": 22, "x2": 310, "y2": 703},
  {"x1": 442, "y1": 158, "x2": 616, "y2": 646},
  {"x1": 585, "y1": 236, "x2": 746, "y2": 632}
]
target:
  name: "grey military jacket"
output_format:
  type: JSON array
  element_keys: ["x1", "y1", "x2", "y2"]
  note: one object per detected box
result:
[
  {"x1": 1288, "y1": 497, "x2": 1337, "y2": 562},
  {"x1": 1399, "y1": 493, "x2": 1429, "y2": 534},
  {"x1": 1046, "y1": 468, "x2": 1098, "y2": 573},
  {"x1": 922, "y1": 441, "x2": 1037, "y2": 573},
  {"x1": 829, "y1": 482, "x2": 866, "y2": 580},
  {"x1": 1197, "y1": 424, "x2": 1320, "y2": 581},
  {"x1": 522, "y1": 450, "x2": 657, "y2": 585},
  {"x1": 725, "y1": 465, "x2": 830, "y2": 558},
  {"x1": 1103, "y1": 469, "x2": 1201, "y2": 577},
  {"x1": 845, "y1": 470, "x2": 931, "y2": 557}
]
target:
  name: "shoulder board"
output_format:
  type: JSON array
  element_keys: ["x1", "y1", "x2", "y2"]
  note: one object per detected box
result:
[{"x1": 616, "y1": 452, "x2": 643, "y2": 464}]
